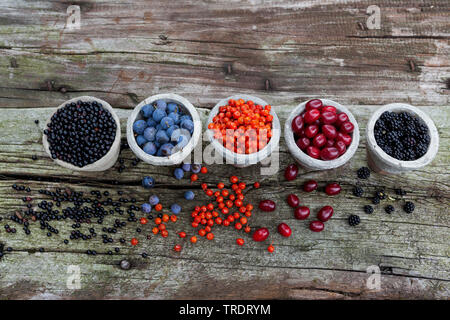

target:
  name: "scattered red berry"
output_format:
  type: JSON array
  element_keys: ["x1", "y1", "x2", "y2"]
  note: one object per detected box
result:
[
  {"x1": 287, "y1": 194, "x2": 300, "y2": 208},
  {"x1": 309, "y1": 221, "x2": 325, "y2": 232},
  {"x1": 174, "y1": 244, "x2": 182, "y2": 252},
  {"x1": 325, "y1": 183, "x2": 341, "y2": 196},
  {"x1": 294, "y1": 206, "x2": 310, "y2": 220},
  {"x1": 253, "y1": 228, "x2": 269, "y2": 242},
  {"x1": 267, "y1": 244, "x2": 275, "y2": 253},
  {"x1": 284, "y1": 164, "x2": 298, "y2": 181},
  {"x1": 317, "y1": 206, "x2": 334, "y2": 222},
  {"x1": 303, "y1": 180, "x2": 318, "y2": 192},
  {"x1": 277, "y1": 223, "x2": 292, "y2": 237},
  {"x1": 259, "y1": 200, "x2": 276, "y2": 212},
  {"x1": 131, "y1": 238, "x2": 138, "y2": 246}
]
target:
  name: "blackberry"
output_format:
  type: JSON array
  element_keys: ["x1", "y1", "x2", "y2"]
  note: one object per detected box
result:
[
  {"x1": 375, "y1": 190, "x2": 386, "y2": 200},
  {"x1": 364, "y1": 205, "x2": 374, "y2": 214},
  {"x1": 348, "y1": 215, "x2": 360, "y2": 226},
  {"x1": 384, "y1": 205, "x2": 394, "y2": 214},
  {"x1": 353, "y1": 186, "x2": 364, "y2": 197},
  {"x1": 372, "y1": 196, "x2": 380, "y2": 205},
  {"x1": 403, "y1": 201, "x2": 415, "y2": 213},
  {"x1": 374, "y1": 111, "x2": 430, "y2": 161},
  {"x1": 395, "y1": 188, "x2": 407, "y2": 196},
  {"x1": 357, "y1": 167, "x2": 370, "y2": 179}
]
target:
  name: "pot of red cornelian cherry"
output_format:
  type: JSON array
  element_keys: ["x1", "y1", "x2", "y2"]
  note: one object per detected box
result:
[
  {"x1": 284, "y1": 98, "x2": 360, "y2": 170},
  {"x1": 206, "y1": 95, "x2": 281, "y2": 167}
]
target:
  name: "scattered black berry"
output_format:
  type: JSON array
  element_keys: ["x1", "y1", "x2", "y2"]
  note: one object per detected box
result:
[
  {"x1": 357, "y1": 167, "x2": 370, "y2": 179},
  {"x1": 372, "y1": 197, "x2": 380, "y2": 205},
  {"x1": 395, "y1": 188, "x2": 407, "y2": 196},
  {"x1": 404, "y1": 201, "x2": 415, "y2": 213},
  {"x1": 385, "y1": 205, "x2": 395, "y2": 214},
  {"x1": 375, "y1": 190, "x2": 387, "y2": 200},
  {"x1": 353, "y1": 186, "x2": 364, "y2": 197},
  {"x1": 348, "y1": 215, "x2": 361, "y2": 226},
  {"x1": 364, "y1": 205, "x2": 374, "y2": 214}
]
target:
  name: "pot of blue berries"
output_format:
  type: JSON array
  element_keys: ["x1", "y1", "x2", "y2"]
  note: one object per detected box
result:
[
  {"x1": 42, "y1": 96, "x2": 121, "y2": 171},
  {"x1": 366, "y1": 103, "x2": 439, "y2": 174},
  {"x1": 127, "y1": 93, "x2": 201, "y2": 166}
]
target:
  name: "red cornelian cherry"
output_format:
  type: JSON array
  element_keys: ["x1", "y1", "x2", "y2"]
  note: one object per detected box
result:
[
  {"x1": 309, "y1": 220, "x2": 324, "y2": 232},
  {"x1": 291, "y1": 115, "x2": 304, "y2": 134},
  {"x1": 277, "y1": 223, "x2": 292, "y2": 237},
  {"x1": 335, "y1": 140, "x2": 347, "y2": 155},
  {"x1": 307, "y1": 146, "x2": 320, "y2": 159},
  {"x1": 325, "y1": 183, "x2": 341, "y2": 196},
  {"x1": 340, "y1": 121, "x2": 354, "y2": 134},
  {"x1": 336, "y1": 112, "x2": 349, "y2": 126},
  {"x1": 317, "y1": 205, "x2": 334, "y2": 222},
  {"x1": 320, "y1": 147, "x2": 339, "y2": 160},
  {"x1": 259, "y1": 200, "x2": 276, "y2": 212},
  {"x1": 294, "y1": 206, "x2": 310, "y2": 220},
  {"x1": 287, "y1": 194, "x2": 300, "y2": 208},
  {"x1": 296, "y1": 137, "x2": 310, "y2": 150},
  {"x1": 304, "y1": 109, "x2": 320, "y2": 124},
  {"x1": 313, "y1": 133, "x2": 327, "y2": 148},
  {"x1": 322, "y1": 124, "x2": 337, "y2": 140},
  {"x1": 320, "y1": 111, "x2": 337, "y2": 124},
  {"x1": 336, "y1": 132, "x2": 352, "y2": 146},
  {"x1": 284, "y1": 163, "x2": 298, "y2": 181},
  {"x1": 253, "y1": 227, "x2": 269, "y2": 242},
  {"x1": 305, "y1": 124, "x2": 319, "y2": 138},
  {"x1": 303, "y1": 180, "x2": 318, "y2": 192},
  {"x1": 305, "y1": 99, "x2": 322, "y2": 111},
  {"x1": 322, "y1": 105, "x2": 337, "y2": 113}
]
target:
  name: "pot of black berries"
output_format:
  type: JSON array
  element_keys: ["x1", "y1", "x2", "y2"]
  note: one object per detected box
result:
[
  {"x1": 366, "y1": 103, "x2": 439, "y2": 174},
  {"x1": 42, "y1": 96, "x2": 121, "y2": 171}
]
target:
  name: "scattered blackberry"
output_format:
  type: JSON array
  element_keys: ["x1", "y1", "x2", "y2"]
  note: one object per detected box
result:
[
  {"x1": 403, "y1": 201, "x2": 415, "y2": 213},
  {"x1": 372, "y1": 196, "x2": 380, "y2": 205},
  {"x1": 364, "y1": 205, "x2": 374, "y2": 214},
  {"x1": 374, "y1": 111, "x2": 430, "y2": 161},
  {"x1": 348, "y1": 215, "x2": 361, "y2": 226},
  {"x1": 375, "y1": 190, "x2": 386, "y2": 200},
  {"x1": 357, "y1": 167, "x2": 370, "y2": 179},
  {"x1": 353, "y1": 186, "x2": 364, "y2": 197},
  {"x1": 385, "y1": 205, "x2": 395, "y2": 214},
  {"x1": 395, "y1": 188, "x2": 407, "y2": 196}
]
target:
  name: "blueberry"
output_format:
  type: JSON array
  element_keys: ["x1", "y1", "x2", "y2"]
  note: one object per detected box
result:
[
  {"x1": 149, "y1": 195, "x2": 159, "y2": 206},
  {"x1": 166, "y1": 125, "x2": 179, "y2": 139},
  {"x1": 146, "y1": 118, "x2": 157, "y2": 127},
  {"x1": 167, "y1": 103, "x2": 179, "y2": 113},
  {"x1": 156, "y1": 130, "x2": 170, "y2": 144},
  {"x1": 143, "y1": 142, "x2": 157, "y2": 155},
  {"x1": 152, "y1": 109, "x2": 167, "y2": 123},
  {"x1": 171, "y1": 203, "x2": 181, "y2": 214},
  {"x1": 184, "y1": 191, "x2": 195, "y2": 200},
  {"x1": 181, "y1": 119, "x2": 194, "y2": 133},
  {"x1": 160, "y1": 116, "x2": 175, "y2": 130},
  {"x1": 160, "y1": 143, "x2": 174, "y2": 156},
  {"x1": 141, "y1": 203, "x2": 152, "y2": 213},
  {"x1": 142, "y1": 176, "x2": 155, "y2": 189},
  {"x1": 140, "y1": 104, "x2": 154, "y2": 118},
  {"x1": 155, "y1": 100, "x2": 167, "y2": 111},
  {"x1": 133, "y1": 120, "x2": 147, "y2": 135},
  {"x1": 136, "y1": 135, "x2": 147, "y2": 146},
  {"x1": 168, "y1": 112, "x2": 180, "y2": 124},
  {"x1": 174, "y1": 168, "x2": 184, "y2": 180},
  {"x1": 143, "y1": 126, "x2": 157, "y2": 141},
  {"x1": 191, "y1": 164, "x2": 201, "y2": 173},
  {"x1": 181, "y1": 163, "x2": 191, "y2": 172}
]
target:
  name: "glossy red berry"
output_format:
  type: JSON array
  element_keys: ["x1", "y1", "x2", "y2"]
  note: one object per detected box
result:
[
  {"x1": 322, "y1": 124, "x2": 337, "y2": 140},
  {"x1": 305, "y1": 124, "x2": 319, "y2": 138},
  {"x1": 309, "y1": 220, "x2": 324, "y2": 232},
  {"x1": 340, "y1": 121, "x2": 354, "y2": 134},
  {"x1": 320, "y1": 111, "x2": 337, "y2": 124},
  {"x1": 296, "y1": 137, "x2": 310, "y2": 150},
  {"x1": 320, "y1": 147, "x2": 339, "y2": 160},
  {"x1": 305, "y1": 99, "x2": 322, "y2": 111},
  {"x1": 322, "y1": 105, "x2": 337, "y2": 113},
  {"x1": 253, "y1": 228, "x2": 269, "y2": 242},
  {"x1": 287, "y1": 194, "x2": 300, "y2": 208},
  {"x1": 304, "y1": 109, "x2": 320, "y2": 124},
  {"x1": 317, "y1": 205, "x2": 334, "y2": 222},
  {"x1": 336, "y1": 112, "x2": 349, "y2": 126},
  {"x1": 313, "y1": 133, "x2": 327, "y2": 148},
  {"x1": 306, "y1": 146, "x2": 320, "y2": 159},
  {"x1": 335, "y1": 140, "x2": 347, "y2": 155},
  {"x1": 325, "y1": 183, "x2": 341, "y2": 196},
  {"x1": 291, "y1": 115, "x2": 304, "y2": 134},
  {"x1": 303, "y1": 180, "x2": 318, "y2": 192},
  {"x1": 259, "y1": 200, "x2": 276, "y2": 212},
  {"x1": 336, "y1": 132, "x2": 352, "y2": 146},
  {"x1": 284, "y1": 164, "x2": 298, "y2": 181},
  {"x1": 277, "y1": 223, "x2": 292, "y2": 237},
  {"x1": 294, "y1": 206, "x2": 310, "y2": 220}
]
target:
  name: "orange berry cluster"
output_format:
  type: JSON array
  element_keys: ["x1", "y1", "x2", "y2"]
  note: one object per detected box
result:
[{"x1": 208, "y1": 99, "x2": 273, "y2": 154}]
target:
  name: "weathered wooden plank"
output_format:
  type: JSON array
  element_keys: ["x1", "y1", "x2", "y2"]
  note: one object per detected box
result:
[
  {"x1": 0, "y1": 105, "x2": 449, "y2": 299},
  {"x1": 0, "y1": 0, "x2": 449, "y2": 110}
]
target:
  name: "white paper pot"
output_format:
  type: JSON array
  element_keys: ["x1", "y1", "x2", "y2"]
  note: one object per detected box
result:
[
  {"x1": 366, "y1": 103, "x2": 439, "y2": 174},
  {"x1": 206, "y1": 94, "x2": 281, "y2": 167},
  {"x1": 284, "y1": 99, "x2": 360, "y2": 170},
  {"x1": 42, "y1": 96, "x2": 121, "y2": 172},
  {"x1": 127, "y1": 93, "x2": 202, "y2": 166}
]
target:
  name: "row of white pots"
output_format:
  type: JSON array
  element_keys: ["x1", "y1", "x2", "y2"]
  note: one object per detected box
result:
[{"x1": 42, "y1": 94, "x2": 439, "y2": 175}]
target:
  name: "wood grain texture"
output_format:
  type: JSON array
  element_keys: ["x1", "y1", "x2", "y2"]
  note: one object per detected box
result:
[
  {"x1": 0, "y1": 0, "x2": 449, "y2": 300},
  {"x1": 0, "y1": 105, "x2": 449, "y2": 299}
]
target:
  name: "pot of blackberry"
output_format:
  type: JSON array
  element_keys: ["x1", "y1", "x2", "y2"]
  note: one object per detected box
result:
[
  {"x1": 366, "y1": 103, "x2": 439, "y2": 174},
  {"x1": 127, "y1": 93, "x2": 202, "y2": 166},
  {"x1": 42, "y1": 96, "x2": 121, "y2": 172},
  {"x1": 284, "y1": 99, "x2": 360, "y2": 170},
  {"x1": 206, "y1": 94, "x2": 281, "y2": 167}
]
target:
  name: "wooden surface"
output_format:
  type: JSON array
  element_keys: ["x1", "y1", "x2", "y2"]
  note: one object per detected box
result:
[{"x1": 0, "y1": 0, "x2": 449, "y2": 300}]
